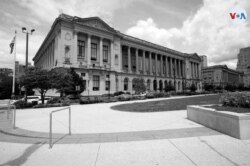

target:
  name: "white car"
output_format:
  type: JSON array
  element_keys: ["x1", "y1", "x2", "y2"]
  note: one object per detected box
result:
[
  {"x1": 38, "y1": 97, "x2": 51, "y2": 104},
  {"x1": 22, "y1": 96, "x2": 40, "y2": 104}
]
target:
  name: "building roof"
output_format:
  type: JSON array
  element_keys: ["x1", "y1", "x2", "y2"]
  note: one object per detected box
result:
[
  {"x1": 202, "y1": 65, "x2": 244, "y2": 74},
  {"x1": 33, "y1": 13, "x2": 201, "y2": 62}
]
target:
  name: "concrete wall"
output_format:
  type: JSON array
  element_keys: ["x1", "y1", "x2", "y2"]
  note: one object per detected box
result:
[{"x1": 187, "y1": 105, "x2": 250, "y2": 140}]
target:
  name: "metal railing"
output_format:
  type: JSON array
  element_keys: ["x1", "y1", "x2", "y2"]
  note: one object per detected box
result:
[
  {"x1": 49, "y1": 107, "x2": 71, "y2": 149},
  {"x1": 0, "y1": 100, "x2": 16, "y2": 129}
]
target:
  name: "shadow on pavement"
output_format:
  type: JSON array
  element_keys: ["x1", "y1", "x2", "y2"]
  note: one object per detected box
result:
[{"x1": 1, "y1": 142, "x2": 45, "y2": 166}]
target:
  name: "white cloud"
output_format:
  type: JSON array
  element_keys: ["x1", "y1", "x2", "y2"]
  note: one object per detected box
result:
[
  {"x1": 126, "y1": 0, "x2": 250, "y2": 69},
  {"x1": 18, "y1": 0, "x2": 138, "y2": 25},
  {"x1": 1, "y1": 0, "x2": 139, "y2": 69}
]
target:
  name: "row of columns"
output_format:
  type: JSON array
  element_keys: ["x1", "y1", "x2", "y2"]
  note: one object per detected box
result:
[
  {"x1": 74, "y1": 33, "x2": 113, "y2": 68},
  {"x1": 123, "y1": 46, "x2": 186, "y2": 78},
  {"x1": 190, "y1": 62, "x2": 199, "y2": 78}
]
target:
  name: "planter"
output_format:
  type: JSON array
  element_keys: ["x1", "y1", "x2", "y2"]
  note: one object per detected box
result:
[{"x1": 187, "y1": 105, "x2": 250, "y2": 139}]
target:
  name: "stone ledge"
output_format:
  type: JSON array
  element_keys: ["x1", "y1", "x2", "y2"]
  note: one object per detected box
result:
[{"x1": 187, "y1": 105, "x2": 250, "y2": 140}]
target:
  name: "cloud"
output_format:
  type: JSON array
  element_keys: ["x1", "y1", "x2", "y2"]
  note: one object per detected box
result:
[
  {"x1": 18, "y1": 0, "x2": 138, "y2": 24},
  {"x1": 126, "y1": 0, "x2": 250, "y2": 69},
  {"x1": 1, "y1": 0, "x2": 139, "y2": 69}
]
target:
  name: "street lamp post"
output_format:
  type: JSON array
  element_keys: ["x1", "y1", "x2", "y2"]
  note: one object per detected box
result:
[
  {"x1": 22, "y1": 27, "x2": 35, "y2": 68},
  {"x1": 22, "y1": 27, "x2": 35, "y2": 103}
]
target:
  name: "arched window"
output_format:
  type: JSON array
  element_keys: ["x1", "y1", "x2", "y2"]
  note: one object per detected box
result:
[
  {"x1": 178, "y1": 81, "x2": 181, "y2": 90},
  {"x1": 164, "y1": 80, "x2": 168, "y2": 91},
  {"x1": 132, "y1": 78, "x2": 136, "y2": 90},
  {"x1": 159, "y1": 80, "x2": 163, "y2": 91},
  {"x1": 153, "y1": 80, "x2": 157, "y2": 91},
  {"x1": 124, "y1": 78, "x2": 128, "y2": 91},
  {"x1": 147, "y1": 79, "x2": 151, "y2": 90}
]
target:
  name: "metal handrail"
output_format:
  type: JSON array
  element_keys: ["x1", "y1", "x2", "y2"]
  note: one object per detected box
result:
[{"x1": 49, "y1": 107, "x2": 71, "y2": 149}]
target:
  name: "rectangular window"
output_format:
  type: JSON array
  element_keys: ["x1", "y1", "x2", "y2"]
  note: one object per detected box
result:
[
  {"x1": 132, "y1": 55, "x2": 136, "y2": 71},
  {"x1": 103, "y1": 45, "x2": 109, "y2": 62},
  {"x1": 139, "y1": 56, "x2": 143, "y2": 71},
  {"x1": 77, "y1": 40, "x2": 85, "y2": 59},
  {"x1": 105, "y1": 81, "x2": 110, "y2": 91},
  {"x1": 93, "y1": 75, "x2": 100, "y2": 91},
  {"x1": 115, "y1": 55, "x2": 119, "y2": 65},
  {"x1": 91, "y1": 43, "x2": 97, "y2": 61}
]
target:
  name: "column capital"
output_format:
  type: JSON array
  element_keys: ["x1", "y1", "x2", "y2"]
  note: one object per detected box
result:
[{"x1": 87, "y1": 34, "x2": 92, "y2": 38}]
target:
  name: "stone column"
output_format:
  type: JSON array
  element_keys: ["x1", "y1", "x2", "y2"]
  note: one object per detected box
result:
[
  {"x1": 160, "y1": 55, "x2": 163, "y2": 76},
  {"x1": 136, "y1": 48, "x2": 139, "y2": 73},
  {"x1": 178, "y1": 60, "x2": 181, "y2": 78},
  {"x1": 99, "y1": 37, "x2": 103, "y2": 67},
  {"x1": 110, "y1": 40, "x2": 114, "y2": 67},
  {"x1": 155, "y1": 54, "x2": 158, "y2": 75},
  {"x1": 191, "y1": 62, "x2": 193, "y2": 78},
  {"x1": 170, "y1": 57, "x2": 172, "y2": 77},
  {"x1": 176, "y1": 59, "x2": 179, "y2": 77},
  {"x1": 87, "y1": 34, "x2": 91, "y2": 67},
  {"x1": 166, "y1": 56, "x2": 168, "y2": 77},
  {"x1": 143, "y1": 50, "x2": 146, "y2": 74},
  {"x1": 149, "y1": 52, "x2": 152, "y2": 75},
  {"x1": 120, "y1": 45, "x2": 123, "y2": 71},
  {"x1": 72, "y1": 31, "x2": 78, "y2": 66},
  {"x1": 128, "y1": 46, "x2": 131, "y2": 73},
  {"x1": 174, "y1": 58, "x2": 177, "y2": 77}
]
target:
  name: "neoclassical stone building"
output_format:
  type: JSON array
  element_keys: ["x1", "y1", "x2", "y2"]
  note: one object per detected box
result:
[{"x1": 33, "y1": 14, "x2": 202, "y2": 96}]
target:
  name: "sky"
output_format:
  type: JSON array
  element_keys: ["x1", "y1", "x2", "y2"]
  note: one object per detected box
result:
[{"x1": 0, "y1": 0, "x2": 250, "y2": 69}]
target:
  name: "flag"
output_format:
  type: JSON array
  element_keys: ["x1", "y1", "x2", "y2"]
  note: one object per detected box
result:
[{"x1": 9, "y1": 36, "x2": 15, "y2": 54}]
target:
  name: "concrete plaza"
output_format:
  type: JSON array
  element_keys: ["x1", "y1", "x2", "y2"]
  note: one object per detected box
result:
[{"x1": 1, "y1": 95, "x2": 250, "y2": 166}]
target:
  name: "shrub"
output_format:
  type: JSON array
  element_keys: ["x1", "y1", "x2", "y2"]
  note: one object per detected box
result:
[
  {"x1": 190, "y1": 83, "x2": 197, "y2": 92},
  {"x1": 14, "y1": 100, "x2": 34, "y2": 109},
  {"x1": 117, "y1": 94, "x2": 132, "y2": 101},
  {"x1": 114, "y1": 91, "x2": 124, "y2": 96},
  {"x1": 47, "y1": 97, "x2": 70, "y2": 105},
  {"x1": 220, "y1": 92, "x2": 250, "y2": 108},
  {"x1": 145, "y1": 92, "x2": 155, "y2": 99}
]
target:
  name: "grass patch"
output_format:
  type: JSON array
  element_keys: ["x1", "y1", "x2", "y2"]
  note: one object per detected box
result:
[
  {"x1": 206, "y1": 105, "x2": 250, "y2": 113},
  {"x1": 111, "y1": 95, "x2": 220, "y2": 112}
]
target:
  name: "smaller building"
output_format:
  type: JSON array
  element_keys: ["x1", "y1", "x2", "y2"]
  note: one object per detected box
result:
[
  {"x1": 202, "y1": 65, "x2": 244, "y2": 88},
  {"x1": 199, "y1": 55, "x2": 207, "y2": 68},
  {"x1": 236, "y1": 47, "x2": 250, "y2": 86}
]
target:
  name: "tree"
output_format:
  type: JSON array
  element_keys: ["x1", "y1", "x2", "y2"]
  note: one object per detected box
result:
[
  {"x1": 190, "y1": 83, "x2": 197, "y2": 92},
  {"x1": 50, "y1": 67, "x2": 84, "y2": 97},
  {"x1": 0, "y1": 73, "x2": 20, "y2": 99},
  {"x1": 237, "y1": 84, "x2": 245, "y2": 91},
  {"x1": 164, "y1": 84, "x2": 175, "y2": 92},
  {"x1": 20, "y1": 67, "x2": 51, "y2": 104},
  {"x1": 204, "y1": 84, "x2": 215, "y2": 91},
  {"x1": 215, "y1": 85, "x2": 222, "y2": 91},
  {"x1": 69, "y1": 68, "x2": 85, "y2": 95},
  {"x1": 224, "y1": 84, "x2": 236, "y2": 92},
  {"x1": 133, "y1": 78, "x2": 146, "y2": 94}
]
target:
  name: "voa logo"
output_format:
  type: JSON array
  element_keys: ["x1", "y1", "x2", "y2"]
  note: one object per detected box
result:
[{"x1": 229, "y1": 6, "x2": 247, "y2": 23}]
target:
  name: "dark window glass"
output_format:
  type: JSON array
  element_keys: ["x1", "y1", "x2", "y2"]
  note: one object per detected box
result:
[
  {"x1": 78, "y1": 40, "x2": 85, "y2": 59},
  {"x1": 91, "y1": 43, "x2": 97, "y2": 60},
  {"x1": 103, "y1": 45, "x2": 109, "y2": 62},
  {"x1": 93, "y1": 75, "x2": 99, "y2": 91}
]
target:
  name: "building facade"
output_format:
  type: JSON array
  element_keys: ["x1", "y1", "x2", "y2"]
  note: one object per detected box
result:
[
  {"x1": 199, "y1": 55, "x2": 207, "y2": 68},
  {"x1": 33, "y1": 14, "x2": 202, "y2": 96},
  {"x1": 236, "y1": 47, "x2": 250, "y2": 86},
  {"x1": 202, "y1": 65, "x2": 244, "y2": 88}
]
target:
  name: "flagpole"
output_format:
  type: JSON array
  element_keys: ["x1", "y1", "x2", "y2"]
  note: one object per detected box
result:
[{"x1": 12, "y1": 30, "x2": 17, "y2": 99}]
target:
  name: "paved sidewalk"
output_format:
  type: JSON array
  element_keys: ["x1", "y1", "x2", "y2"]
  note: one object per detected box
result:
[{"x1": 1, "y1": 95, "x2": 250, "y2": 166}]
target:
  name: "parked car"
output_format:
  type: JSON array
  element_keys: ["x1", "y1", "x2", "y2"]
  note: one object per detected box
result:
[
  {"x1": 22, "y1": 96, "x2": 40, "y2": 105},
  {"x1": 38, "y1": 97, "x2": 51, "y2": 104}
]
